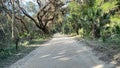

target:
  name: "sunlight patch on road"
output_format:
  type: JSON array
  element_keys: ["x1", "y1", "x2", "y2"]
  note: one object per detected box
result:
[
  {"x1": 58, "y1": 57, "x2": 70, "y2": 61},
  {"x1": 52, "y1": 55, "x2": 64, "y2": 59},
  {"x1": 40, "y1": 54, "x2": 50, "y2": 58},
  {"x1": 92, "y1": 64, "x2": 104, "y2": 68},
  {"x1": 76, "y1": 49, "x2": 87, "y2": 53},
  {"x1": 58, "y1": 52, "x2": 65, "y2": 55}
]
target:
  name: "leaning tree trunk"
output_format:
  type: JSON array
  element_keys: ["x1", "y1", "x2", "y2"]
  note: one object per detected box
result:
[{"x1": 41, "y1": 27, "x2": 49, "y2": 34}]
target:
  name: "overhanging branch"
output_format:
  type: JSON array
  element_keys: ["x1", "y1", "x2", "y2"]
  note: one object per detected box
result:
[
  {"x1": 15, "y1": 16, "x2": 29, "y2": 32},
  {"x1": 20, "y1": 7, "x2": 41, "y2": 29}
]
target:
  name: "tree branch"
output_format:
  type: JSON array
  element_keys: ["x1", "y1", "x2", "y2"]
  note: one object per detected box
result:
[
  {"x1": 20, "y1": 7, "x2": 42, "y2": 29},
  {"x1": 15, "y1": 16, "x2": 29, "y2": 32},
  {"x1": 44, "y1": 14, "x2": 55, "y2": 26},
  {"x1": 37, "y1": 2, "x2": 50, "y2": 28},
  {"x1": 37, "y1": 0, "x2": 42, "y2": 8}
]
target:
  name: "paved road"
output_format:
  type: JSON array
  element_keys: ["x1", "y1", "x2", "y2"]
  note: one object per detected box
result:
[{"x1": 9, "y1": 34, "x2": 113, "y2": 68}]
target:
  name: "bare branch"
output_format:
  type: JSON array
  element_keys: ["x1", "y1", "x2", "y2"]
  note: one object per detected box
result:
[
  {"x1": 1, "y1": 6, "x2": 12, "y2": 17},
  {"x1": 37, "y1": 0, "x2": 42, "y2": 8},
  {"x1": 20, "y1": 7, "x2": 41, "y2": 29},
  {"x1": 15, "y1": 16, "x2": 29, "y2": 32}
]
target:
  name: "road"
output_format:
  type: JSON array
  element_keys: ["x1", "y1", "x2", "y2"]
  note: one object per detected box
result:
[{"x1": 9, "y1": 34, "x2": 113, "y2": 68}]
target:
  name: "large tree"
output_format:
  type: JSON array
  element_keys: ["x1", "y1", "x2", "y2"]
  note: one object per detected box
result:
[{"x1": 17, "y1": 0, "x2": 64, "y2": 34}]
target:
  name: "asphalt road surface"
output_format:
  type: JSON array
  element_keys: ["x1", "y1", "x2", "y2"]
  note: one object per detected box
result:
[{"x1": 9, "y1": 34, "x2": 113, "y2": 68}]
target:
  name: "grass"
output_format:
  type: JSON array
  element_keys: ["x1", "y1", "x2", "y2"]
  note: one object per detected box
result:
[{"x1": 0, "y1": 37, "x2": 50, "y2": 68}]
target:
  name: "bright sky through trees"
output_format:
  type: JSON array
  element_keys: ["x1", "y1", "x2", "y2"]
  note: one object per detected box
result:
[{"x1": 21, "y1": 0, "x2": 36, "y2": 4}]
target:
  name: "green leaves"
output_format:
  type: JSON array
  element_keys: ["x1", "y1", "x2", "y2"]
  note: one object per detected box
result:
[
  {"x1": 68, "y1": 1, "x2": 81, "y2": 16},
  {"x1": 101, "y1": 0, "x2": 117, "y2": 13}
]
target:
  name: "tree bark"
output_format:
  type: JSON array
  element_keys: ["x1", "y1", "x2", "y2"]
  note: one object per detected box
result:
[
  {"x1": 92, "y1": 23, "x2": 100, "y2": 38},
  {"x1": 11, "y1": 0, "x2": 15, "y2": 39}
]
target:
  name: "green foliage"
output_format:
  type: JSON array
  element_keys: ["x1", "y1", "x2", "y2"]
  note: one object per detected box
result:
[
  {"x1": 62, "y1": 1, "x2": 82, "y2": 34},
  {"x1": 0, "y1": 49, "x2": 12, "y2": 59},
  {"x1": 25, "y1": 1, "x2": 38, "y2": 13},
  {"x1": 63, "y1": 0, "x2": 120, "y2": 41},
  {"x1": 19, "y1": 32, "x2": 30, "y2": 39},
  {"x1": 101, "y1": 0, "x2": 117, "y2": 13}
]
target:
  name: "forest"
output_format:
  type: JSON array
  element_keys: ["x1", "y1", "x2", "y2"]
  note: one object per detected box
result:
[{"x1": 0, "y1": 0, "x2": 120, "y2": 67}]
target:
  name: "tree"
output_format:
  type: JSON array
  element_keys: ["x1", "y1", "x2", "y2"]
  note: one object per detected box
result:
[
  {"x1": 64, "y1": 0, "x2": 120, "y2": 39},
  {"x1": 17, "y1": 0, "x2": 64, "y2": 34},
  {"x1": 64, "y1": 1, "x2": 82, "y2": 34},
  {"x1": 11, "y1": 0, "x2": 15, "y2": 39}
]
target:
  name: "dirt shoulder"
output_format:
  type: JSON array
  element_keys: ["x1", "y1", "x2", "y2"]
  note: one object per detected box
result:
[
  {"x1": 0, "y1": 38, "x2": 50, "y2": 68},
  {"x1": 75, "y1": 37, "x2": 120, "y2": 68}
]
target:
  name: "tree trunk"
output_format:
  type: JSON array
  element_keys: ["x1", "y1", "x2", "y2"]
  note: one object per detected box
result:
[
  {"x1": 42, "y1": 27, "x2": 49, "y2": 34},
  {"x1": 92, "y1": 23, "x2": 100, "y2": 38},
  {"x1": 11, "y1": 0, "x2": 15, "y2": 39},
  {"x1": 15, "y1": 37, "x2": 19, "y2": 51},
  {"x1": 76, "y1": 29, "x2": 79, "y2": 35}
]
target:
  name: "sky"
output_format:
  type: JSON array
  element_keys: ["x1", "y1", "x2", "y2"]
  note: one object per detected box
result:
[
  {"x1": 21, "y1": 0, "x2": 49, "y2": 6},
  {"x1": 22, "y1": 0, "x2": 34, "y2": 2},
  {"x1": 21, "y1": 0, "x2": 36, "y2": 4},
  {"x1": 21, "y1": 0, "x2": 67, "y2": 4},
  {"x1": 20, "y1": 0, "x2": 68, "y2": 10},
  {"x1": 19, "y1": 0, "x2": 68, "y2": 15}
]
